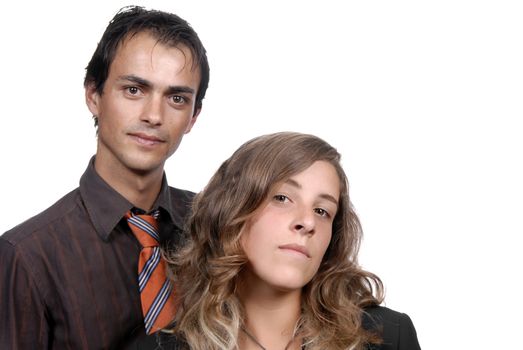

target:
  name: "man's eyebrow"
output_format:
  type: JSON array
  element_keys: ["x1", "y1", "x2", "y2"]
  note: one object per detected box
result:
[
  {"x1": 284, "y1": 178, "x2": 339, "y2": 206},
  {"x1": 165, "y1": 85, "x2": 195, "y2": 96},
  {"x1": 117, "y1": 74, "x2": 151, "y2": 87}
]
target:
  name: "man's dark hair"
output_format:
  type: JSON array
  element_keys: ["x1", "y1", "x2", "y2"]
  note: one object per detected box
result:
[{"x1": 84, "y1": 5, "x2": 209, "y2": 111}]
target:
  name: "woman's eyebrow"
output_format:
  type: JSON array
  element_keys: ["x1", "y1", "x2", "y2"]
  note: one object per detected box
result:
[{"x1": 284, "y1": 178, "x2": 338, "y2": 206}]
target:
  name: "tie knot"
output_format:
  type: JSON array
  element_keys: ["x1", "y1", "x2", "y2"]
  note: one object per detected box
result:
[{"x1": 126, "y1": 210, "x2": 160, "y2": 247}]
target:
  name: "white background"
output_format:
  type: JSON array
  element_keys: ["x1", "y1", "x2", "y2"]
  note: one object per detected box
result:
[{"x1": 1, "y1": 1, "x2": 522, "y2": 348}]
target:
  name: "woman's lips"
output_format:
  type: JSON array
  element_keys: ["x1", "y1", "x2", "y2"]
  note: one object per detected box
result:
[{"x1": 278, "y1": 244, "x2": 311, "y2": 258}]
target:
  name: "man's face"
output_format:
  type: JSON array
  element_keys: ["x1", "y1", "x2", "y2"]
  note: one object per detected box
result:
[{"x1": 86, "y1": 31, "x2": 201, "y2": 181}]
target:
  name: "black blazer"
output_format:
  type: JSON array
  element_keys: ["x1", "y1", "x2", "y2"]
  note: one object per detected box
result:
[
  {"x1": 363, "y1": 306, "x2": 421, "y2": 350},
  {"x1": 137, "y1": 306, "x2": 421, "y2": 349}
]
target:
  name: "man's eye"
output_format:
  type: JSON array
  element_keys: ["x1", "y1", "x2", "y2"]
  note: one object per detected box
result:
[
  {"x1": 127, "y1": 87, "x2": 140, "y2": 95},
  {"x1": 172, "y1": 96, "x2": 186, "y2": 104}
]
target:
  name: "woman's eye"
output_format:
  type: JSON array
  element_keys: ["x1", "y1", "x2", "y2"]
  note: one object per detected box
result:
[
  {"x1": 273, "y1": 194, "x2": 288, "y2": 202},
  {"x1": 315, "y1": 208, "x2": 329, "y2": 217}
]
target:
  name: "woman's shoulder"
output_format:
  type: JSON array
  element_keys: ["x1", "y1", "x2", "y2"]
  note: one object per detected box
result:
[
  {"x1": 148, "y1": 306, "x2": 421, "y2": 350},
  {"x1": 362, "y1": 306, "x2": 421, "y2": 350}
]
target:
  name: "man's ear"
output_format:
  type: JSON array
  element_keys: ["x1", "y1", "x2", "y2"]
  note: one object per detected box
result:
[
  {"x1": 85, "y1": 83, "x2": 101, "y2": 116},
  {"x1": 184, "y1": 107, "x2": 201, "y2": 134}
]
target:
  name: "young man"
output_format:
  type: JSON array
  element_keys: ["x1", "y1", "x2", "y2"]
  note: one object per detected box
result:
[{"x1": 0, "y1": 6, "x2": 209, "y2": 349}]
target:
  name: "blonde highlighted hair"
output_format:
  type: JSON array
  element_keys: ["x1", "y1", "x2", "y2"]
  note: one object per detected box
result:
[{"x1": 166, "y1": 132, "x2": 384, "y2": 349}]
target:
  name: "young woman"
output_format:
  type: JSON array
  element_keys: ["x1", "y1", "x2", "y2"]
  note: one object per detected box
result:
[{"x1": 164, "y1": 132, "x2": 420, "y2": 349}]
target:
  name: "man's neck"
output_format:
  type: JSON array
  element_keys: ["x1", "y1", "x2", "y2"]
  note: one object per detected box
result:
[{"x1": 94, "y1": 157, "x2": 164, "y2": 212}]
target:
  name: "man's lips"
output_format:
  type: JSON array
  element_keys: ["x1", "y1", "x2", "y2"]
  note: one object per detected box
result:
[
  {"x1": 129, "y1": 132, "x2": 165, "y2": 145},
  {"x1": 278, "y1": 244, "x2": 311, "y2": 258}
]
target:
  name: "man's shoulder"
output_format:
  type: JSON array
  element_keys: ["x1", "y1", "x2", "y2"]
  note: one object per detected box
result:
[
  {"x1": 166, "y1": 186, "x2": 196, "y2": 218},
  {"x1": 1, "y1": 187, "x2": 81, "y2": 246},
  {"x1": 167, "y1": 186, "x2": 196, "y2": 203}
]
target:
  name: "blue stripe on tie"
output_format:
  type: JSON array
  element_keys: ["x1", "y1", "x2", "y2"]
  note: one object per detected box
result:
[
  {"x1": 138, "y1": 247, "x2": 161, "y2": 292},
  {"x1": 128, "y1": 216, "x2": 160, "y2": 241},
  {"x1": 144, "y1": 279, "x2": 173, "y2": 333}
]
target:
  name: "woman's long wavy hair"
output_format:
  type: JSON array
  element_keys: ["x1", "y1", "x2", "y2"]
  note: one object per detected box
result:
[{"x1": 166, "y1": 132, "x2": 384, "y2": 349}]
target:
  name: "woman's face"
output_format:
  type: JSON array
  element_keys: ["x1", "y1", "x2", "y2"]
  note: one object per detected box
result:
[{"x1": 240, "y1": 160, "x2": 340, "y2": 293}]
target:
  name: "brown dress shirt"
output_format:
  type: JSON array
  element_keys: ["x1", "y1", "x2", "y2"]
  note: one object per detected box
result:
[{"x1": 0, "y1": 157, "x2": 194, "y2": 349}]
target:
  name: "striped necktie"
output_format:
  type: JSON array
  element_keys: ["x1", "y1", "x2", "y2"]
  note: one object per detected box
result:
[{"x1": 126, "y1": 210, "x2": 176, "y2": 334}]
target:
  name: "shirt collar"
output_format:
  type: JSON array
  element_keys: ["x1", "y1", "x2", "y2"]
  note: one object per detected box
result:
[{"x1": 79, "y1": 156, "x2": 178, "y2": 241}]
